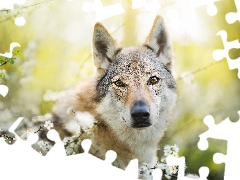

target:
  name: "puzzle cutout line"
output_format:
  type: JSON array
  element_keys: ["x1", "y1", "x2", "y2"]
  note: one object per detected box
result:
[
  {"x1": 212, "y1": 30, "x2": 240, "y2": 79},
  {"x1": 198, "y1": 112, "x2": 240, "y2": 180},
  {"x1": 82, "y1": 0, "x2": 220, "y2": 24},
  {"x1": 1, "y1": 0, "x2": 240, "y2": 179},
  {"x1": 225, "y1": 0, "x2": 240, "y2": 24},
  {"x1": 0, "y1": 117, "x2": 139, "y2": 180},
  {"x1": 0, "y1": 0, "x2": 26, "y2": 26}
]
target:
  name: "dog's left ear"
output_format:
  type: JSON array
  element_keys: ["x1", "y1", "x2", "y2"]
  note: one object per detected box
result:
[
  {"x1": 92, "y1": 23, "x2": 120, "y2": 75},
  {"x1": 144, "y1": 15, "x2": 173, "y2": 70}
]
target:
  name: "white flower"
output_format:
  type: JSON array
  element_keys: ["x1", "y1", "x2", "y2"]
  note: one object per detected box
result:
[
  {"x1": 163, "y1": 145, "x2": 172, "y2": 156},
  {"x1": 139, "y1": 162, "x2": 153, "y2": 177},
  {"x1": 163, "y1": 144, "x2": 179, "y2": 157},
  {"x1": 63, "y1": 137, "x2": 72, "y2": 146},
  {"x1": 44, "y1": 120, "x2": 53, "y2": 130},
  {"x1": 81, "y1": 126, "x2": 92, "y2": 134},
  {"x1": 171, "y1": 165, "x2": 178, "y2": 174},
  {"x1": 38, "y1": 140, "x2": 52, "y2": 155},
  {"x1": 154, "y1": 162, "x2": 166, "y2": 170},
  {"x1": 66, "y1": 147, "x2": 73, "y2": 155},
  {"x1": 143, "y1": 169, "x2": 152, "y2": 177},
  {"x1": 21, "y1": 130, "x2": 29, "y2": 140},
  {"x1": 160, "y1": 144, "x2": 180, "y2": 179},
  {"x1": 172, "y1": 144, "x2": 179, "y2": 153},
  {"x1": 75, "y1": 125, "x2": 82, "y2": 134},
  {"x1": 161, "y1": 156, "x2": 166, "y2": 163},
  {"x1": 38, "y1": 140, "x2": 45, "y2": 149},
  {"x1": 166, "y1": 166, "x2": 174, "y2": 176}
]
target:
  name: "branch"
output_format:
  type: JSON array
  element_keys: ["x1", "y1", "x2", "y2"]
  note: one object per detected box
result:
[
  {"x1": 0, "y1": 0, "x2": 58, "y2": 23},
  {"x1": 0, "y1": 134, "x2": 16, "y2": 144},
  {"x1": 177, "y1": 60, "x2": 225, "y2": 82}
]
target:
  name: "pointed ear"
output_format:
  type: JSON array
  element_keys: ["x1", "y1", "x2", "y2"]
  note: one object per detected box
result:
[
  {"x1": 144, "y1": 15, "x2": 173, "y2": 70},
  {"x1": 92, "y1": 23, "x2": 120, "y2": 75}
]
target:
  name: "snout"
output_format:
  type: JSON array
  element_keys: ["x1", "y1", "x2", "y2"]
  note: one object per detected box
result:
[{"x1": 131, "y1": 100, "x2": 152, "y2": 128}]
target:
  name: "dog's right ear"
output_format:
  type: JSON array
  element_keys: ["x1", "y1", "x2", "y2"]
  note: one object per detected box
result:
[
  {"x1": 144, "y1": 15, "x2": 173, "y2": 70},
  {"x1": 92, "y1": 23, "x2": 120, "y2": 75}
]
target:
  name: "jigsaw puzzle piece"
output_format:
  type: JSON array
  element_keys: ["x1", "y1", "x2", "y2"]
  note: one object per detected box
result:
[
  {"x1": 131, "y1": 0, "x2": 160, "y2": 11},
  {"x1": 226, "y1": 0, "x2": 240, "y2": 24},
  {"x1": 167, "y1": 155, "x2": 209, "y2": 180},
  {"x1": 200, "y1": 112, "x2": 240, "y2": 141},
  {"x1": 0, "y1": 117, "x2": 39, "y2": 159},
  {"x1": 0, "y1": 1, "x2": 27, "y2": 26},
  {"x1": 191, "y1": 0, "x2": 220, "y2": 16},
  {"x1": 199, "y1": 112, "x2": 240, "y2": 180},
  {"x1": 160, "y1": 0, "x2": 195, "y2": 24},
  {"x1": 212, "y1": 30, "x2": 240, "y2": 78},
  {"x1": 62, "y1": 139, "x2": 137, "y2": 180},
  {"x1": 0, "y1": 42, "x2": 20, "y2": 58},
  {"x1": 213, "y1": 151, "x2": 237, "y2": 180},
  {"x1": 46, "y1": 129, "x2": 66, "y2": 156},
  {"x1": 0, "y1": 0, "x2": 26, "y2": 10},
  {"x1": 82, "y1": 0, "x2": 124, "y2": 21}
]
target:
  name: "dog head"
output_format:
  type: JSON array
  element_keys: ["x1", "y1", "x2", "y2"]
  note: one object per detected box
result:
[{"x1": 93, "y1": 16, "x2": 176, "y2": 130}]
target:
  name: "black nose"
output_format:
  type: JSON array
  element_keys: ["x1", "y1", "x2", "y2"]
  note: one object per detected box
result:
[{"x1": 131, "y1": 100, "x2": 151, "y2": 128}]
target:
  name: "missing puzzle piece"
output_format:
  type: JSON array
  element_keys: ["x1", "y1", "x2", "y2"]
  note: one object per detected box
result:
[
  {"x1": 0, "y1": 0, "x2": 26, "y2": 10},
  {"x1": 0, "y1": 42, "x2": 21, "y2": 58},
  {"x1": 0, "y1": 118, "x2": 139, "y2": 180},
  {"x1": 226, "y1": 0, "x2": 240, "y2": 24},
  {"x1": 0, "y1": 1, "x2": 27, "y2": 26},
  {"x1": 212, "y1": 30, "x2": 240, "y2": 79},
  {"x1": 198, "y1": 112, "x2": 240, "y2": 180},
  {"x1": 82, "y1": 0, "x2": 124, "y2": 21},
  {"x1": 192, "y1": 0, "x2": 220, "y2": 16},
  {"x1": 166, "y1": 155, "x2": 209, "y2": 180}
]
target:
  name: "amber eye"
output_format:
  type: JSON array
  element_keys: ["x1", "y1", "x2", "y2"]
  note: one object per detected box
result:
[
  {"x1": 114, "y1": 80, "x2": 126, "y2": 87},
  {"x1": 147, "y1": 76, "x2": 160, "y2": 85}
]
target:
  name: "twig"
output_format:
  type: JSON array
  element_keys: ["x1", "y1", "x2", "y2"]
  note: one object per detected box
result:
[
  {"x1": 34, "y1": 125, "x2": 44, "y2": 133},
  {"x1": 0, "y1": 134, "x2": 16, "y2": 143},
  {"x1": 177, "y1": 60, "x2": 225, "y2": 81}
]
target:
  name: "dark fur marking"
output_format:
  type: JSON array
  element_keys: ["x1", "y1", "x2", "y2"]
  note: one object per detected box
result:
[
  {"x1": 143, "y1": 44, "x2": 154, "y2": 52},
  {"x1": 156, "y1": 30, "x2": 166, "y2": 57},
  {"x1": 95, "y1": 41, "x2": 108, "y2": 56},
  {"x1": 95, "y1": 72, "x2": 109, "y2": 102},
  {"x1": 95, "y1": 41, "x2": 112, "y2": 63},
  {"x1": 114, "y1": 48, "x2": 122, "y2": 57},
  {"x1": 106, "y1": 56, "x2": 112, "y2": 63},
  {"x1": 164, "y1": 66, "x2": 172, "y2": 74},
  {"x1": 168, "y1": 83, "x2": 176, "y2": 90}
]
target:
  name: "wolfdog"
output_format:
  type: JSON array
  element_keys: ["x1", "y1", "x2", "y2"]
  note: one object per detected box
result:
[{"x1": 52, "y1": 15, "x2": 176, "y2": 177}]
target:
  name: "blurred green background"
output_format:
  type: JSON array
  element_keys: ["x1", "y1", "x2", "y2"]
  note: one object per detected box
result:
[{"x1": 0, "y1": 0, "x2": 240, "y2": 179}]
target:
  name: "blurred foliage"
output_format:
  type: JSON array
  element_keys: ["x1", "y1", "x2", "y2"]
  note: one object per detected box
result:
[
  {"x1": 0, "y1": 0, "x2": 240, "y2": 179},
  {"x1": 0, "y1": 50, "x2": 24, "y2": 68}
]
